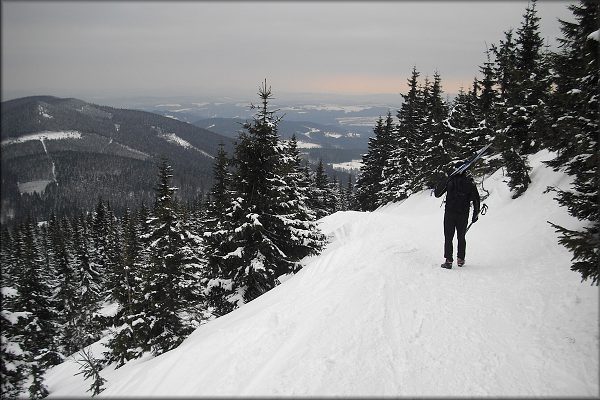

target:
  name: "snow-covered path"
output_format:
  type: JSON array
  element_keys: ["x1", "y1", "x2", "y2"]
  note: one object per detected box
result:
[{"x1": 46, "y1": 151, "x2": 598, "y2": 397}]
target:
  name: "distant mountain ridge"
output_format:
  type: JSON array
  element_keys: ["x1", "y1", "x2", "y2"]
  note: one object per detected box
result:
[
  {"x1": 193, "y1": 117, "x2": 369, "y2": 148},
  {"x1": 194, "y1": 117, "x2": 370, "y2": 165},
  {"x1": 1, "y1": 95, "x2": 233, "y2": 225}
]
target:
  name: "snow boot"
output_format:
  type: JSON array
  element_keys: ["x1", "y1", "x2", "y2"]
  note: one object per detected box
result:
[
  {"x1": 441, "y1": 259, "x2": 453, "y2": 269},
  {"x1": 457, "y1": 258, "x2": 465, "y2": 267}
]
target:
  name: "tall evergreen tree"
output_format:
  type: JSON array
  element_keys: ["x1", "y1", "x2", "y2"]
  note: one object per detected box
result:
[
  {"x1": 208, "y1": 81, "x2": 324, "y2": 313},
  {"x1": 344, "y1": 174, "x2": 355, "y2": 211},
  {"x1": 311, "y1": 159, "x2": 337, "y2": 218},
  {"x1": 492, "y1": 29, "x2": 532, "y2": 198},
  {"x1": 547, "y1": 0, "x2": 599, "y2": 285},
  {"x1": 204, "y1": 144, "x2": 238, "y2": 316},
  {"x1": 0, "y1": 304, "x2": 27, "y2": 399},
  {"x1": 355, "y1": 112, "x2": 395, "y2": 211},
  {"x1": 513, "y1": 0, "x2": 553, "y2": 154},
  {"x1": 71, "y1": 215, "x2": 103, "y2": 347},
  {"x1": 277, "y1": 135, "x2": 326, "y2": 265},
  {"x1": 13, "y1": 220, "x2": 56, "y2": 399},
  {"x1": 1, "y1": 227, "x2": 28, "y2": 398},
  {"x1": 104, "y1": 208, "x2": 145, "y2": 367},
  {"x1": 380, "y1": 67, "x2": 422, "y2": 203},
  {"x1": 47, "y1": 215, "x2": 80, "y2": 356},
  {"x1": 90, "y1": 199, "x2": 110, "y2": 297},
  {"x1": 492, "y1": 1, "x2": 552, "y2": 198},
  {"x1": 104, "y1": 205, "x2": 124, "y2": 308},
  {"x1": 477, "y1": 49, "x2": 499, "y2": 130},
  {"x1": 419, "y1": 71, "x2": 451, "y2": 189},
  {"x1": 137, "y1": 159, "x2": 205, "y2": 356}
]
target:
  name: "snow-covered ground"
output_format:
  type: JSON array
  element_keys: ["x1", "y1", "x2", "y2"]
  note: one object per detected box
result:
[
  {"x1": 296, "y1": 140, "x2": 322, "y2": 149},
  {"x1": 0, "y1": 131, "x2": 82, "y2": 146},
  {"x1": 45, "y1": 150, "x2": 598, "y2": 397},
  {"x1": 17, "y1": 180, "x2": 53, "y2": 195},
  {"x1": 158, "y1": 133, "x2": 214, "y2": 159},
  {"x1": 331, "y1": 159, "x2": 363, "y2": 172}
]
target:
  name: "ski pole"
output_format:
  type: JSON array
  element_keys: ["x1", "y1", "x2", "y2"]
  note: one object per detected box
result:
[{"x1": 466, "y1": 204, "x2": 488, "y2": 233}]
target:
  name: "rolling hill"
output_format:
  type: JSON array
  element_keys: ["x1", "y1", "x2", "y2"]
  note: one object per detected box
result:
[{"x1": 1, "y1": 96, "x2": 234, "y2": 225}]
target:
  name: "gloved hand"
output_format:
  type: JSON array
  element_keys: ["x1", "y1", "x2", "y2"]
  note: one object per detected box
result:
[{"x1": 472, "y1": 214, "x2": 479, "y2": 223}]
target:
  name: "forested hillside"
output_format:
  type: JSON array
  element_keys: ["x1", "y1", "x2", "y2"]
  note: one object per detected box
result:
[{"x1": 1, "y1": 96, "x2": 234, "y2": 225}]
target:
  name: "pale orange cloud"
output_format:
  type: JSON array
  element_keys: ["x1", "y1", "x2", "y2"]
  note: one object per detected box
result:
[{"x1": 305, "y1": 75, "x2": 407, "y2": 95}]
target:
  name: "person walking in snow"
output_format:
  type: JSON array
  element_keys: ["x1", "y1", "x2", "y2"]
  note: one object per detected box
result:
[{"x1": 434, "y1": 160, "x2": 481, "y2": 269}]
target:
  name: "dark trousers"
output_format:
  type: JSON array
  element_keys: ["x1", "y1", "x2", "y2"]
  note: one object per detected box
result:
[{"x1": 443, "y1": 211, "x2": 469, "y2": 261}]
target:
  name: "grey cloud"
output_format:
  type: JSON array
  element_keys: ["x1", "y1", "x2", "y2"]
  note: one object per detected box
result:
[{"x1": 2, "y1": 1, "x2": 574, "y2": 100}]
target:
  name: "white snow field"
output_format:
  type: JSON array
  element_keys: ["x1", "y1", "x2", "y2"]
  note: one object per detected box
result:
[
  {"x1": 0, "y1": 131, "x2": 82, "y2": 146},
  {"x1": 46, "y1": 150, "x2": 598, "y2": 397}
]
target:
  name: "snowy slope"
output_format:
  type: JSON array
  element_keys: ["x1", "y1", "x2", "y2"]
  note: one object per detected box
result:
[{"x1": 46, "y1": 150, "x2": 598, "y2": 397}]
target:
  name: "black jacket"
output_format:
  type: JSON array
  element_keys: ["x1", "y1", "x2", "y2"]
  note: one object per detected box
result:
[{"x1": 434, "y1": 173, "x2": 480, "y2": 215}]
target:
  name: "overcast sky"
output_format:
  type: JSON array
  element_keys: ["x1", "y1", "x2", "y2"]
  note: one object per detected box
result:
[{"x1": 1, "y1": 1, "x2": 575, "y2": 101}]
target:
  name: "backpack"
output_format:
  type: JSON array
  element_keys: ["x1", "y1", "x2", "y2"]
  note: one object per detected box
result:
[{"x1": 445, "y1": 174, "x2": 473, "y2": 213}]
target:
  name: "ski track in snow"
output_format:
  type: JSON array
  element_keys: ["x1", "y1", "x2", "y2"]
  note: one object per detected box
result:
[
  {"x1": 40, "y1": 139, "x2": 58, "y2": 184},
  {"x1": 159, "y1": 133, "x2": 215, "y2": 159},
  {"x1": 45, "y1": 150, "x2": 598, "y2": 398}
]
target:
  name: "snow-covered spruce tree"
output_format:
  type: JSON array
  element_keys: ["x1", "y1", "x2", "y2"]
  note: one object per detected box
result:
[
  {"x1": 412, "y1": 75, "x2": 431, "y2": 190},
  {"x1": 36, "y1": 222, "x2": 64, "y2": 366},
  {"x1": 355, "y1": 116, "x2": 384, "y2": 211},
  {"x1": 355, "y1": 112, "x2": 395, "y2": 211},
  {"x1": 465, "y1": 51, "x2": 504, "y2": 177},
  {"x1": 210, "y1": 81, "x2": 325, "y2": 310},
  {"x1": 138, "y1": 158, "x2": 205, "y2": 356},
  {"x1": 104, "y1": 205, "x2": 124, "y2": 306},
  {"x1": 71, "y1": 215, "x2": 103, "y2": 347},
  {"x1": 332, "y1": 174, "x2": 355, "y2": 212},
  {"x1": 47, "y1": 215, "x2": 81, "y2": 357},
  {"x1": 13, "y1": 220, "x2": 56, "y2": 399},
  {"x1": 205, "y1": 144, "x2": 232, "y2": 228},
  {"x1": 471, "y1": 51, "x2": 501, "y2": 164},
  {"x1": 476, "y1": 50, "x2": 500, "y2": 146},
  {"x1": 380, "y1": 67, "x2": 423, "y2": 203},
  {"x1": 547, "y1": 0, "x2": 599, "y2": 285},
  {"x1": 310, "y1": 159, "x2": 338, "y2": 218},
  {"x1": 0, "y1": 305, "x2": 27, "y2": 399},
  {"x1": 343, "y1": 174, "x2": 355, "y2": 211},
  {"x1": 203, "y1": 144, "x2": 238, "y2": 316},
  {"x1": 331, "y1": 176, "x2": 344, "y2": 212},
  {"x1": 278, "y1": 135, "x2": 326, "y2": 264},
  {"x1": 90, "y1": 199, "x2": 110, "y2": 294},
  {"x1": 493, "y1": 1, "x2": 552, "y2": 198},
  {"x1": 286, "y1": 137, "x2": 320, "y2": 217},
  {"x1": 104, "y1": 208, "x2": 146, "y2": 367},
  {"x1": 419, "y1": 71, "x2": 452, "y2": 189},
  {"x1": 116, "y1": 204, "x2": 152, "y2": 361},
  {"x1": 513, "y1": 0, "x2": 553, "y2": 153},
  {"x1": 1, "y1": 227, "x2": 27, "y2": 398},
  {"x1": 492, "y1": 29, "x2": 532, "y2": 198}
]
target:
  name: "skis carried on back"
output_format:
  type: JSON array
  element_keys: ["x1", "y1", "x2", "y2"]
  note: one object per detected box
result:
[{"x1": 449, "y1": 142, "x2": 493, "y2": 177}]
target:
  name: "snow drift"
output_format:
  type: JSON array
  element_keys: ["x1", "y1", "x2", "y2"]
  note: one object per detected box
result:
[{"x1": 46, "y1": 150, "x2": 599, "y2": 397}]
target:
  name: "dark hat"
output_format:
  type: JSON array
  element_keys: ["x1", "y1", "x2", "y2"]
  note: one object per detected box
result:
[{"x1": 452, "y1": 159, "x2": 466, "y2": 169}]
